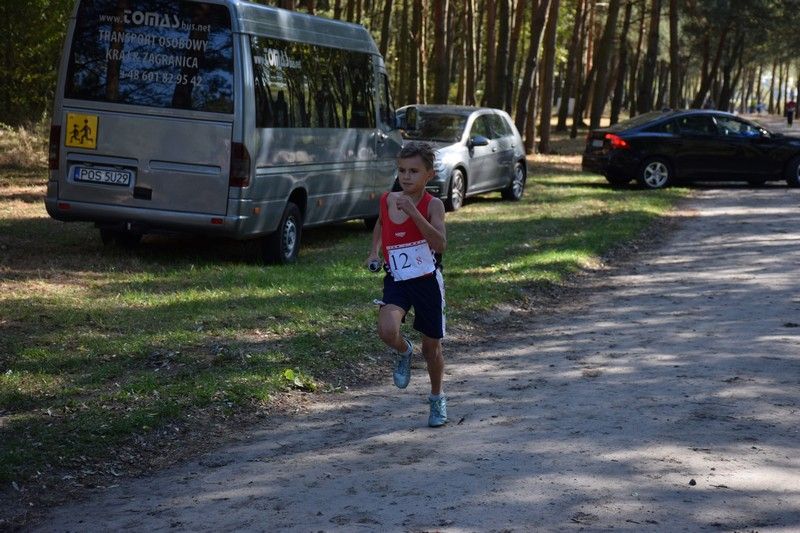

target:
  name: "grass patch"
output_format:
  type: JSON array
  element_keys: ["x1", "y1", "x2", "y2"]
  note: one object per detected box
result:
[
  {"x1": 0, "y1": 118, "x2": 48, "y2": 169},
  {"x1": 0, "y1": 154, "x2": 687, "y2": 483}
]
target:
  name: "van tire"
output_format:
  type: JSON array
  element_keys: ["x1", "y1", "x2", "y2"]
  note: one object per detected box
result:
[{"x1": 262, "y1": 202, "x2": 302, "y2": 264}]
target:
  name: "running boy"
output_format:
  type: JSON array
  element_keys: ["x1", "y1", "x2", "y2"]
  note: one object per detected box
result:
[{"x1": 366, "y1": 141, "x2": 448, "y2": 427}]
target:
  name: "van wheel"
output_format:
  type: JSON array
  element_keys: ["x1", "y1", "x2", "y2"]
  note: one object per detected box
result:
[
  {"x1": 262, "y1": 202, "x2": 302, "y2": 264},
  {"x1": 99, "y1": 228, "x2": 142, "y2": 247},
  {"x1": 445, "y1": 169, "x2": 466, "y2": 212},
  {"x1": 501, "y1": 162, "x2": 526, "y2": 201}
]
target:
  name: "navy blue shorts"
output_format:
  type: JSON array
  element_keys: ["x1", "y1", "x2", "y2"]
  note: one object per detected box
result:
[{"x1": 382, "y1": 270, "x2": 446, "y2": 339}]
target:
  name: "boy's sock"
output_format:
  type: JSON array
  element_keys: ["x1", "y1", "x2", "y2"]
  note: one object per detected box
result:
[{"x1": 429, "y1": 393, "x2": 444, "y2": 401}]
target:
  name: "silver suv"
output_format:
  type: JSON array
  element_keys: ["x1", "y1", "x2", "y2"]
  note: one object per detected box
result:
[{"x1": 397, "y1": 105, "x2": 527, "y2": 211}]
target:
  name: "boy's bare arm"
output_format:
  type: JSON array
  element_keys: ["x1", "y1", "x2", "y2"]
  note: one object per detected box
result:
[
  {"x1": 397, "y1": 196, "x2": 446, "y2": 253},
  {"x1": 367, "y1": 217, "x2": 383, "y2": 264}
]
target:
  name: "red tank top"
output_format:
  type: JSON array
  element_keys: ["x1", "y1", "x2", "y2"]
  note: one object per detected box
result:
[{"x1": 380, "y1": 192, "x2": 440, "y2": 277}]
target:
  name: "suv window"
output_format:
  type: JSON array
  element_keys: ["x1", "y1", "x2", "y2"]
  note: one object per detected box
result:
[
  {"x1": 65, "y1": 0, "x2": 234, "y2": 113},
  {"x1": 677, "y1": 115, "x2": 717, "y2": 135},
  {"x1": 488, "y1": 114, "x2": 511, "y2": 138},
  {"x1": 470, "y1": 115, "x2": 492, "y2": 138}
]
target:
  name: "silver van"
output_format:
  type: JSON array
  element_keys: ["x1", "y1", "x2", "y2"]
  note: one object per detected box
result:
[{"x1": 46, "y1": 0, "x2": 402, "y2": 263}]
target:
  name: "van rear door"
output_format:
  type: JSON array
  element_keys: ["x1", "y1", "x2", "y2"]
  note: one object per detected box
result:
[{"x1": 59, "y1": 0, "x2": 236, "y2": 216}]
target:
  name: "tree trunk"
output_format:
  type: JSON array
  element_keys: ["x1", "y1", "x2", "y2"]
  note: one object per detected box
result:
[
  {"x1": 491, "y1": 0, "x2": 510, "y2": 108},
  {"x1": 655, "y1": 60, "x2": 669, "y2": 109},
  {"x1": 589, "y1": 0, "x2": 622, "y2": 129},
  {"x1": 465, "y1": 0, "x2": 477, "y2": 105},
  {"x1": 484, "y1": 0, "x2": 496, "y2": 106},
  {"x1": 557, "y1": 0, "x2": 585, "y2": 131},
  {"x1": 570, "y1": 0, "x2": 590, "y2": 137},
  {"x1": 668, "y1": 0, "x2": 679, "y2": 108},
  {"x1": 610, "y1": 0, "x2": 632, "y2": 124},
  {"x1": 538, "y1": 0, "x2": 560, "y2": 153},
  {"x1": 796, "y1": 62, "x2": 800, "y2": 105},
  {"x1": 525, "y1": 67, "x2": 541, "y2": 154},
  {"x1": 379, "y1": 0, "x2": 393, "y2": 58},
  {"x1": 768, "y1": 60, "x2": 776, "y2": 114},
  {"x1": 514, "y1": 0, "x2": 551, "y2": 137},
  {"x1": 718, "y1": 34, "x2": 744, "y2": 111},
  {"x1": 755, "y1": 63, "x2": 763, "y2": 109},
  {"x1": 690, "y1": 25, "x2": 729, "y2": 109},
  {"x1": 408, "y1": 0, "x2": 422, "y2": 103},
  {"x1": 636, "y1": 0, "x2": 661, "y2": 114},
  {"x1": 418, "y1": 0, "x2": 428, "y2": 103},
  {"x1": 433, "y1": 0, "x2": 449, "y2": 103},
  {"x1": 505, "y1": 0, "x2": 528, "y2": 112},
  {"x1": 628, "y1": 1, "x2": 646, "y2": 117}
]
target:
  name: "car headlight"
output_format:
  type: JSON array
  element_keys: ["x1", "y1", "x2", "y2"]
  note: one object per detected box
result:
[{"x1": 433, "y1": 158, "x2": 447, "y2": 174}]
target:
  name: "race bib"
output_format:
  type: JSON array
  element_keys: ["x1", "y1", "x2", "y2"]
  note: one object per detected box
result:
[{"x1": 387, "y1": 239, "x2": 436, "y2": 280}]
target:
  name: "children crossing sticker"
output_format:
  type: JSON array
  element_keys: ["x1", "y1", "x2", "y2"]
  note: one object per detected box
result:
[{"x1": 65, "y1": 113, "x2": 98, "y2": 149}]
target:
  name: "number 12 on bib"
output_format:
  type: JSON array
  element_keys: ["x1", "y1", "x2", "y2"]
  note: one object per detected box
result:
[{"x1": 386, "y1": 239, "x2": 436, "y2": 281}]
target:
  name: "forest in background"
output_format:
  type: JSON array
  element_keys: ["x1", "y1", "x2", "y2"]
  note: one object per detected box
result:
[{"x1": 3, "y1": 0, "x2": 800, "y2": 154}]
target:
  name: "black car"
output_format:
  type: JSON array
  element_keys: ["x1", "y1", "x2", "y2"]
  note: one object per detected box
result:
[{"x1": 582, "y1": 110, "x2": 800, "y2": 189}]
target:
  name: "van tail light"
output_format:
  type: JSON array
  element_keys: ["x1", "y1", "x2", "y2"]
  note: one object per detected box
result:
[
  {"x1": 229, "y1": 142, "x2": 251, "y2": 187},
  {"x1": 604, "y1": 133, "x2": 629, "y2": 150},
  {"x1": 49, "y1": 125, "x2": 61, "y2": 170}
]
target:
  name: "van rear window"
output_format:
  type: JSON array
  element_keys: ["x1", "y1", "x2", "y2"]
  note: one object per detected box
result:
[{"x1": 65, "y1": 0, "x2": 234, "y2": 113}]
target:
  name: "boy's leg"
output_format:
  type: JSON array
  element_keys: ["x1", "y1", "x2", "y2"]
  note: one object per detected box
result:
[
  {"x1": 378, "y1": 305, "x2": 408, "y2": 352},
  {"x1": 422, "y1": 335, "x2": 447, "y2": 427},
  {"x1": 379, "y1": 304, "x2": 414, "y2": 389},
  {"x1": 421, "y1": 336, "x2": 444, "y2": 395}
]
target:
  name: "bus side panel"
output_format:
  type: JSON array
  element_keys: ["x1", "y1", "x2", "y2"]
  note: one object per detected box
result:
[{"x1": 249, "y1": 128, "x2": 376, "y2": 228}]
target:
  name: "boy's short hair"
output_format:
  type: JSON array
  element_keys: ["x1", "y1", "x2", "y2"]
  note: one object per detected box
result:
[{"x1": 398, "y1": 141, "x2": 435, "y2": 170}]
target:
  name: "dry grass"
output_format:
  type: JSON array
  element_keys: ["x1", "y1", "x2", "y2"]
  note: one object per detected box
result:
[{"x1": 0, "y1": 119, "x2": 49, "y2": 169}]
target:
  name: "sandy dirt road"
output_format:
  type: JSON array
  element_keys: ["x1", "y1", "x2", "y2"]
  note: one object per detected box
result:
[{"x1": 33, "y1": 185, "x2": 800, "y2": 532}]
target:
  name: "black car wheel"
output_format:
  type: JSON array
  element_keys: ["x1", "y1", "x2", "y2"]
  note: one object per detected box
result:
[
  {"x1": 785, "y1": 156, "x2": 800, "y2": 187},
  {"x1": 445, "y1": 168, "x2": 466, "y2": 211},
  {"x1": 261, "y1": 202, "x2": 302, "y2": 264},
  {"x1": 638, "y1": 157, "x2": 672, "y2": 189},
  {"x1": 501, "y1": 162, "x2": 526, "y2": 201}
]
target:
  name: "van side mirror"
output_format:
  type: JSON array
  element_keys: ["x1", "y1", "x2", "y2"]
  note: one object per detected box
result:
[
  {"x1": 468, "y1": 135, "x2": 489, "y2": 147},
  {"x1": 397, "y1": 107, "x2": 417, "y2": 131}
]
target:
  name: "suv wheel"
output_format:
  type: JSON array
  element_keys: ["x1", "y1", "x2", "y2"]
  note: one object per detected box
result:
[
  {"x1": 501, "y1": 162, "x2": 526, "y2": 201},
  {"x1": 445, "y1": 169, "x2": 465, "y2": 211}
]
